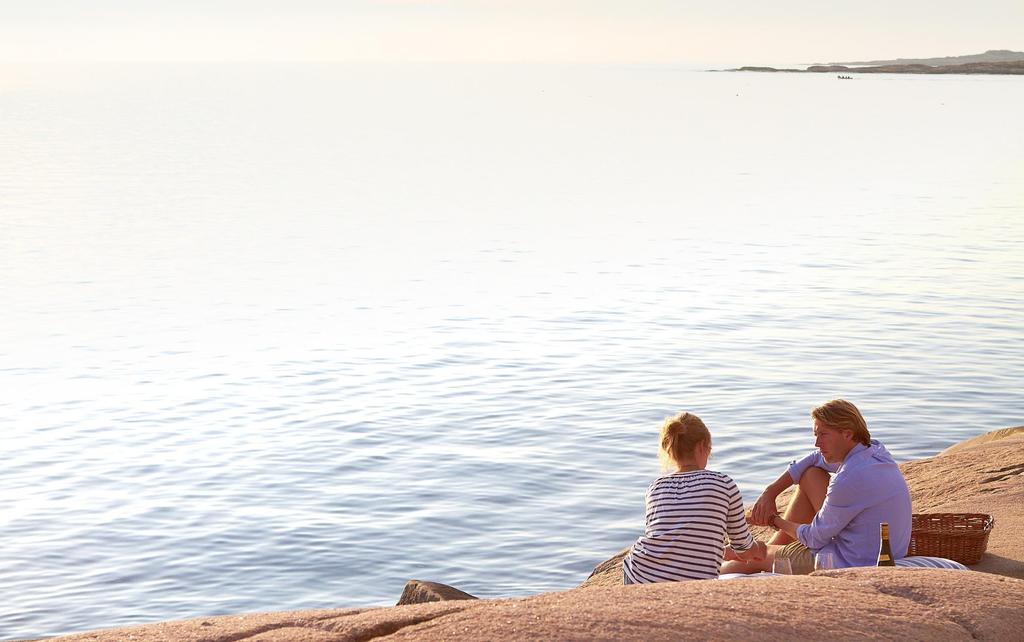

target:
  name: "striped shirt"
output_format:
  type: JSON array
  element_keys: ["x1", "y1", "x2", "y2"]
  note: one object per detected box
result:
[{"x1": 623, "y1": 469, "x2": 754, "y2": 583}]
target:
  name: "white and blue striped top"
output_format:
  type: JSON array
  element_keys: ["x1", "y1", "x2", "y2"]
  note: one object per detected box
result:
[{"x1": 623, "y1": 469, "x2": 754, "y2": 583}]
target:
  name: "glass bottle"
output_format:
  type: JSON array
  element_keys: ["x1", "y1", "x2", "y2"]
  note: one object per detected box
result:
[{"x1": 877, "y1": 522, "x2": 895, "y2": 566}]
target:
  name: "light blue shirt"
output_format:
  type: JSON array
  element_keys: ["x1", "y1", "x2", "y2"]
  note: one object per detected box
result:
[{"x1": 788, "y1": 440, "x2": 912, "y2": 568}]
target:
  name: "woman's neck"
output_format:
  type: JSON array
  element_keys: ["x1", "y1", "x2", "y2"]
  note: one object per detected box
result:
[{"x1": 676, "y1": 462, "x2": 702, "y2": 472}]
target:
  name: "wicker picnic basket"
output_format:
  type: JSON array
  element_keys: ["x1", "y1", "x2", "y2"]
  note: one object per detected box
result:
[{"x1": 908, "y1": 513, "x2": 994, "y2": 565}]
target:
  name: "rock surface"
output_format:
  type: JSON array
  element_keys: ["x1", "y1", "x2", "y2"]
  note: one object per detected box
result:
[
  {"x1": 395, "y1": 580, "x2": 478, "y2": 606},
  {"x1": 41, "y1": 427, "x2": 1024, "y2": 641},
  {"x1": 44, "y1": 569, "x2": 1024, "y2": 642},
  {"x1": 938, "y1": 426, "x2": 1024, "y2": 456},
  {"x1": 903, "y1": 430, "x2": 1024, "y2": 580}
]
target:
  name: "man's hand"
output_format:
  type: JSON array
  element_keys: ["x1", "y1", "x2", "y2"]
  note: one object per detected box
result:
[
  {"x1": 749, "y1": 493, "x2": 779, "y2": 526},
  {"x1": 749, "y1": 469, "x2": 796, "y2": 526},
  {"x1": 723, "y1": 546, "x2": 739, "y2": 561}
]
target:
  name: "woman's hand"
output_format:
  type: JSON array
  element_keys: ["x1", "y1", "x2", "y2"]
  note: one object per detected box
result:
[
  {"x1": 723, "y1": 546, "x2": 739, "y2": 561},
  {"x1": 735, "y1": 540, "x2": 767, "y2": 562},
  {"x1": 749, "y1": 492, "x2": 779, "y2": 526},
  {"x1": 752, "y1": 540, "x2": 768, "y2": 560}
]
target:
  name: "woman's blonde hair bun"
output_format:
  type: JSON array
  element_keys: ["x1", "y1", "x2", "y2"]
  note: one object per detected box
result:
[{"x1": 659, "y1": 411, "x2": 711, "y2": 468}]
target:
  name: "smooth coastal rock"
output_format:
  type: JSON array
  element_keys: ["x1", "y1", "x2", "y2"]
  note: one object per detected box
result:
[
  {"x1": 938, "y1": 426, "x2": 1024, "y2": 456},
  {"x1": 44, "y1": 569, "x2": 1024, "y2": 641},
  {"x1": 395, "y1": 580, "x2": 478, "y2": 606},
  {"x1": 44, "y1": 427, "x2": 1024, "y2": 641},
  {"x1": 902, "y1": 428, "x2": 1024, "y2": 580}
]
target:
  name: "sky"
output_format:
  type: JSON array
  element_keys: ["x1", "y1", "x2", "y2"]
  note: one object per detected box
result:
[{"x1": 0, "y1": 0, "x2": 1021, "y2": 65}]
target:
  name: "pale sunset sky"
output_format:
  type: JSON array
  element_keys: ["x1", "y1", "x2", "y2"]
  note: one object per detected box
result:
[{"x1": 0, "y1": 0, "x2": 1021, "y2": 65}]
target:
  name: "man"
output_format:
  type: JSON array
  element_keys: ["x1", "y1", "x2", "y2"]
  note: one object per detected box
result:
[{"x1": 721, "y1": 399, "x2": 911, "y2": 574}]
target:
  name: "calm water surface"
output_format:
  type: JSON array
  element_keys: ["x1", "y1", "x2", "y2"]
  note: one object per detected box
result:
[{"x1": 1, "y1": 63, "x2": 1022, "y2": 639}]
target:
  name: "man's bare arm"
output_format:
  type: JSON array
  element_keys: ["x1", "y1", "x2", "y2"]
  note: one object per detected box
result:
[
  {"x1": 770, "y1": 513, "x2": 800, "y2": 541},
  {"x1": 749, "y1": 469, "x2": 794, "y2": 526}
]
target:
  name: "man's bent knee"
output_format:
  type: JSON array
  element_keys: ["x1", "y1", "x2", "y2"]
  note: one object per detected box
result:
[
  {"x1": 797, "y1": 466, "x2": 830, "y2": 513},
  {"x1": 799, "y1": 466, "x2": 829, "y2": 487}
]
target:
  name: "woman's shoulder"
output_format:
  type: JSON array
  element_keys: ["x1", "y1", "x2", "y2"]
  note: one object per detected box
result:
[
  {"x1": 652, "y1": 469, "x2": 736, "y2": 485},
  {"x1": 704, "y1": 469, "x2": 739, "y2": 485}
]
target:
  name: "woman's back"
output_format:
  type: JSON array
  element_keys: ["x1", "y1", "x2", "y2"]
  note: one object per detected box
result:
[{"x1": 623, "y1": 469, "x2": 751, "y2": 583}]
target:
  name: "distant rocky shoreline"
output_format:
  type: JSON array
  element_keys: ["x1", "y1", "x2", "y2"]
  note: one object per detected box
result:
[
  {"x1": 731, "y1": 61, "x2": 1024, "y2": 75},
  {"x1": 725, "y1": 49, "x2": 1024, "y2": 75},
  {"x1": 831, "y1": 49, "x2": 1024, "y2": 67}
]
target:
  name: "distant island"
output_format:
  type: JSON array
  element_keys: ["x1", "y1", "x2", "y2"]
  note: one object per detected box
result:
[
  {"x1": 829, "y1": 49, "x2": 1024, "y2": 66},
  {"x1": 725, "y1": 49, "x2": 1024, "y2": 75}
]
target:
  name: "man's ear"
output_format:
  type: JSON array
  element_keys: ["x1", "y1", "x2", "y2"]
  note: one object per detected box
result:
[{"x1": 842, "y1": 429, "x2": 855, "y2": 443}]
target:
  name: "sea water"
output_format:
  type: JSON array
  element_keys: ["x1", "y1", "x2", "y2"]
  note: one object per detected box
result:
[{"x1": 1, "y1": 63, "x2": 1022, "y2": 639}]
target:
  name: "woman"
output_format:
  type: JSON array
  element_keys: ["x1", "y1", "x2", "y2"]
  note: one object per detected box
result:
[{"x1": 623, "y1": 411, "x2": 765, "y2": 583}]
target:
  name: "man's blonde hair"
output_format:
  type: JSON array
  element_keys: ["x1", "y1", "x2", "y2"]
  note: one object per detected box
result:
[
  {"x1": 811, "y1": 399, "x2": 870, "y2": 446},
  {"x1": 659, "y1": 412, "x2": 711, "y2": 468}
]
